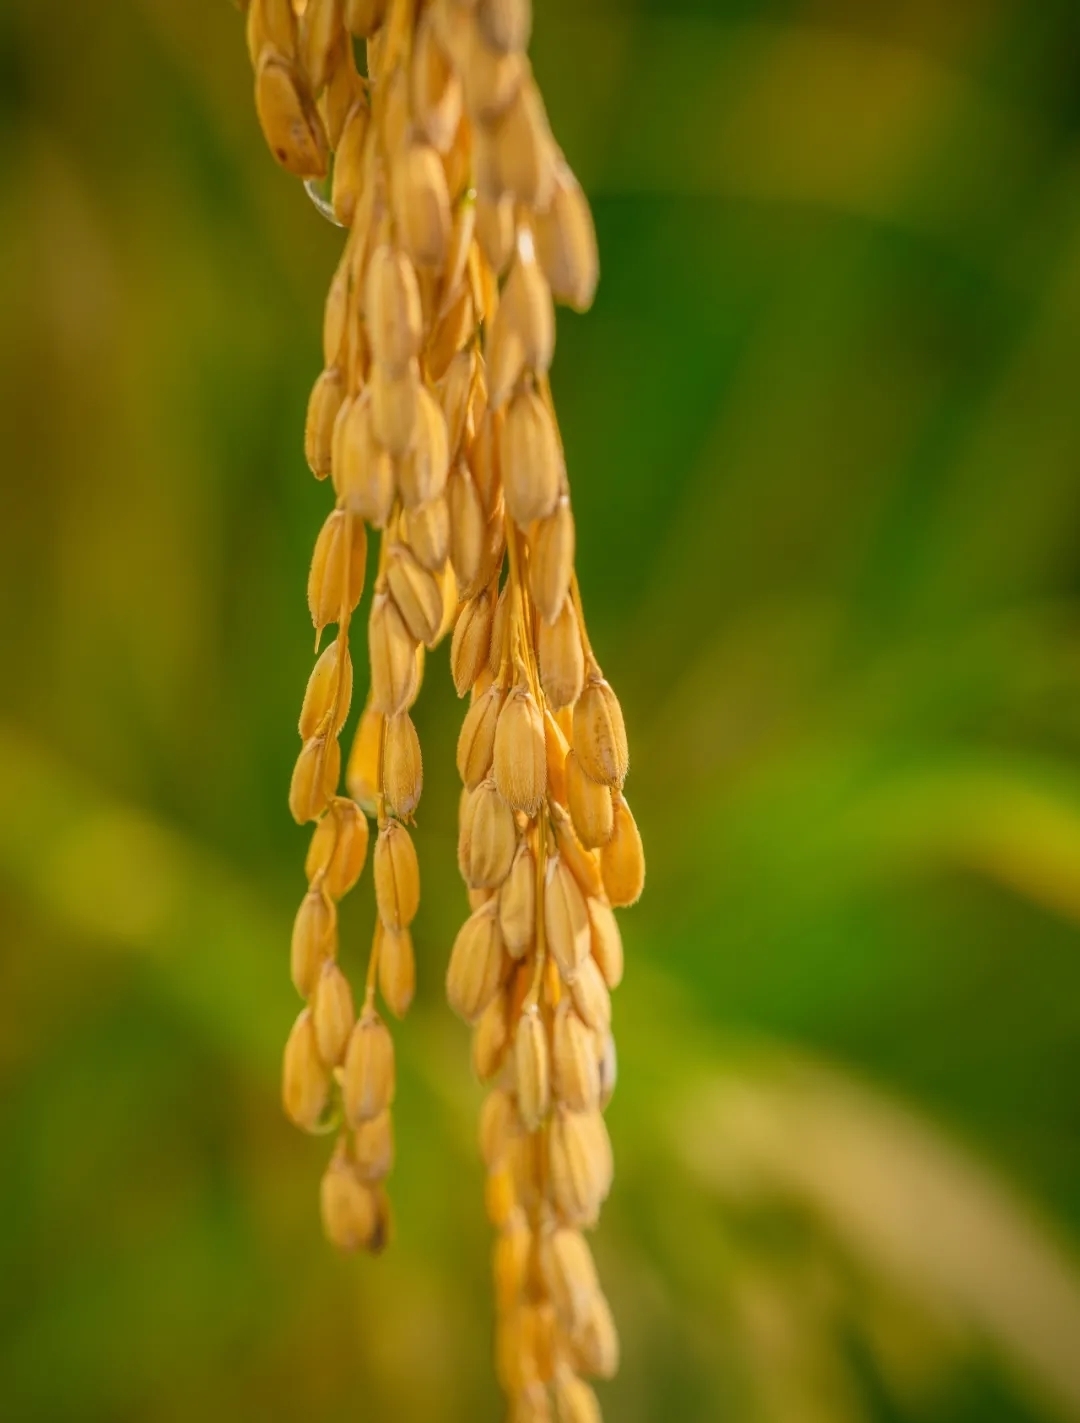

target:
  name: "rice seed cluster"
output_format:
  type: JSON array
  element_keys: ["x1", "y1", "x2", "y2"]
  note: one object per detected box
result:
[{"x1": 243, "y1": 0, "x2": 644, "y2": 1415}]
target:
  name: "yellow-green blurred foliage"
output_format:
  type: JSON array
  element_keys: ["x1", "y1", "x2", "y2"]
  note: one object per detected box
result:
[{"x1": 3, "y1": 2, "x2": 1080, "y2": 1420}]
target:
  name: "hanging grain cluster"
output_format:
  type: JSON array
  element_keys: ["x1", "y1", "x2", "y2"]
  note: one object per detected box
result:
[{"x1": 241, "y1": 0, "x2": 644, "y2": 1415}]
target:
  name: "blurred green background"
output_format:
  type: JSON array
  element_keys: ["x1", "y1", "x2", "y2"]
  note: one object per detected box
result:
[{"x1": 3, "y1": 1, "x2": 1080, "y2": 1419}]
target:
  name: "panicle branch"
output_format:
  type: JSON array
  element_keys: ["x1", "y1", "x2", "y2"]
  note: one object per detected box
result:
[{"x1": 242, "y1": 0, "x2": 642, "y2": 1412}]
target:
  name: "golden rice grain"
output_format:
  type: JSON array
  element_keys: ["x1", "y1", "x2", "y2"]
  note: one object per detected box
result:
[
  {"x1": 459, "y1": 776, "x2": 517, "y2": 888},
  {"x1": 246, "y1": 0, "x2": 297, "y2": 67},
  {"x1": 493, "y1": 245, "x2": 554, "y2": 389},
  {"x1": 552, "y1": 1002, "x2": 600, "y2": 1113},
  {"x1": 399, "y1": 385, "x2": 450, "y2": 508},
  {"x1": 289, "y1": 733, "x2": 340, "y2": 824},
  {"x1": 500, "y1": 387, "x2": 561, "y2": 527},
  {"x1": 304, "y1": 365, "x2": 343, "y2": 477},
  {"x1": 378, "y1": 57, "x2": 409, "y2": 155},
  {"x1": 343, "y1": 1007, "x2": 396, "y2": 1124},
  {"x1": 411, "y1": 14, "x2": 463, "y2": 152},
  {"x1": 320, "y1": 1153, "x2": 378, "y2": 1251},
  {"x1": 322, "y1": 250, "x2": 350, "y2": 366},
  {"x1": 471, "y1": 406, "x2": 503, "y2": 514},
  {"x1": 529, "y1": 497, "x2": 575, "y2": 625},
  {"x1": 579, "y1": 1104, "x2": 614, "y2": 1200},
  {"x1": 479, "y1": 1088, "x2": 516, "y2": 1171},
  {"x1": 472, "y1": 986, "x2": 511, "y2": 1080},
  {"x1": 330, "y1": 99, "x2": 369, "y2": 225},
  {"x1": 370, "y1": 357, "x2": 420, "y2": 456},
  {"x1": 305, "y1": 796, "x2": 370, "y2": 897},
  {"x1": 437, "y1": 349, "x2": 475, "y2": 457},
  {"x1": 485, "y1": 329, "x2": 525, "y2": 420},
  {"x1": 353, "y1": 1109, "x2": 394, "y2": 1181},
  {"x1": 548, "y1": 1107, "x2": 601, "y2": 1227},
  {"x1": 322, "y1": 43, "x2": 363, "y2": 149},
  {"x1": 446, "y1": 113, "x2": 475, "y2": 197},
  {"x1": 493, "y1": 685, "x2": 546, "y2": 814},
  {"x1": 437, "y1": 559, "x2": 461, "y2": 639},
  {"x1": 365, "y1": 1183, "x2": 393, "y2": 1254},
  {"x1": 599, "y1": 795, "x2": 644, "y2": 907},
  {"x1": 373, "y1": 820, "x2": 421, "y2": 930},
  {"x1": 567, "y1": 953, "x2": 611, "y2": 1035},
  {"x1": 389, "y1": 540, "x2": 443, "y2": 648},
  {"x1": 540, "y1": 1226, "x2": 598, "y2": 1330},
  {"x1": 544, "y1": 710, "x2": 570, "y2": 807},
  {"x1": 497, "y1": 840, "x2": 535, "y2": 956},
  {"x1": 345, "y1": 700, "x2": 382, "y2": 815},
  {"x1": 494, "y1": 1210, "x2": 531, "y2": 1312},
  {"x1": 586, "y1": 897, "x2": 624, "y2": 990},
  {"x1": 565, "y1": 748, "x2": 614, "y2": 850},
  {"x1": 441, "y1": 192, "x2": 478, "y2": 303},
  {"x1": 544, "y1": 854, "x2": 591, "y2": 981},
  {"x1": 490, "y1": 76, "x2": 555, "y2": 209},
  {"x1": 313, "y1": 960, "x2": 356, "y2": 1066},
  {"x1": 533, "y1": 166, "x2": 599, "y2": 313},
  {"x1": 392, "y1": 142, "x2": 452, "y2": 268},
  {"x1": 451, "y1": 586, "x2": 495, "y2": 695},
  {"x1": 383, "y1": 710, "x2": 423, "y2": 818},
  {"x1": 459, "y1": 33, "x2": 524, "y2": 124},
  {"x1": 283, "y1": 1007, "x2": 331, "y2": 1129},
  {"x1": 478, "y1": 0, "x2": 532, "y2": 55},
  {"x1": 572, "y1": 674, "x2": 628, "y2": 789},
  {"x1": 254, "y1": 50, "x2": 328, "y2": 178},
  {"x1": 308, "y1": 507, "x2": 367, "y2": 631},
  {"x1": 403, "y1": 494, "x2": 450, "y2": 571},
  {"x1": 494, "y1": 1311, "x2": 530, "y2": 1395},
  {"x1": 290, "y1": 885, "x2": 337, "y2": 998},
  {"x1": 329, "y1": 393, "x2": 356, "y2": 490},
  {"x1": 365, "y1": 244, "x2": 423, "y2": 376},
  {"x1": 474, "y1": 191, "x2": 516, "y2": 277},
  {"x1": 471, "y1": 121, "x2": 502, "y2": 201},
  {"x1": 537, "y1": 595, "x2": 585, "y2": 709},
  {"x1": 336, "y1": 396, "x2": 396, "y2": 527},
  {"x1": 571, "y1": 1290, "x2": 619, "y2": 1380},
  {"x1": 505, "y1": 1124, "x2": 541, "y2": 1213},
  {"x1": 485, "y1": 1165, "x2": 517, "y2": 1229},
  {"x1": 377, "y1": 922, "x2": 416, "y2": 1019},
  {"x1": 446, "y1": 899, "x2": 506, "y2": 1022},
  {"x1": 487, "y1": 582, "x2": 511, "y2": 674},
  {"x1": 513, "y1": 1006, "x2": 550, "y2": 1130},
  {"x1": 369, "y1": 591, "x2": 419, "y2": 715},
  {"x1": 299, "y1": 639, "x2": 353, "y2": 740},
  {"x1": 457, "y1": 681, "x2": 504, "y2": 788},
  {"x1": 486, "y1": 1149, "x2": 520, "y2": 1218}
]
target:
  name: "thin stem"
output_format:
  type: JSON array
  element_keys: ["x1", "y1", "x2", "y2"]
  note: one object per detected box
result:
[
  {"x1": 381, "y1": 0, "x2": 416, "y2": 77},
  {"x1": 364, "y1": 919, "x2": 381, "y2": 1007},
  {"x1": 570, "y1": 571, "x2": 597, "y2": 671},
  {"x1": 373, "y1": 512, "x2": 393, "y2": 591}
]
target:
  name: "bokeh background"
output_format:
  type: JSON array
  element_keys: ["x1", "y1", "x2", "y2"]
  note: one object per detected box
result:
[{"x1": 3, "y1": 1, "x2": 1080, "y2": 1419}]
